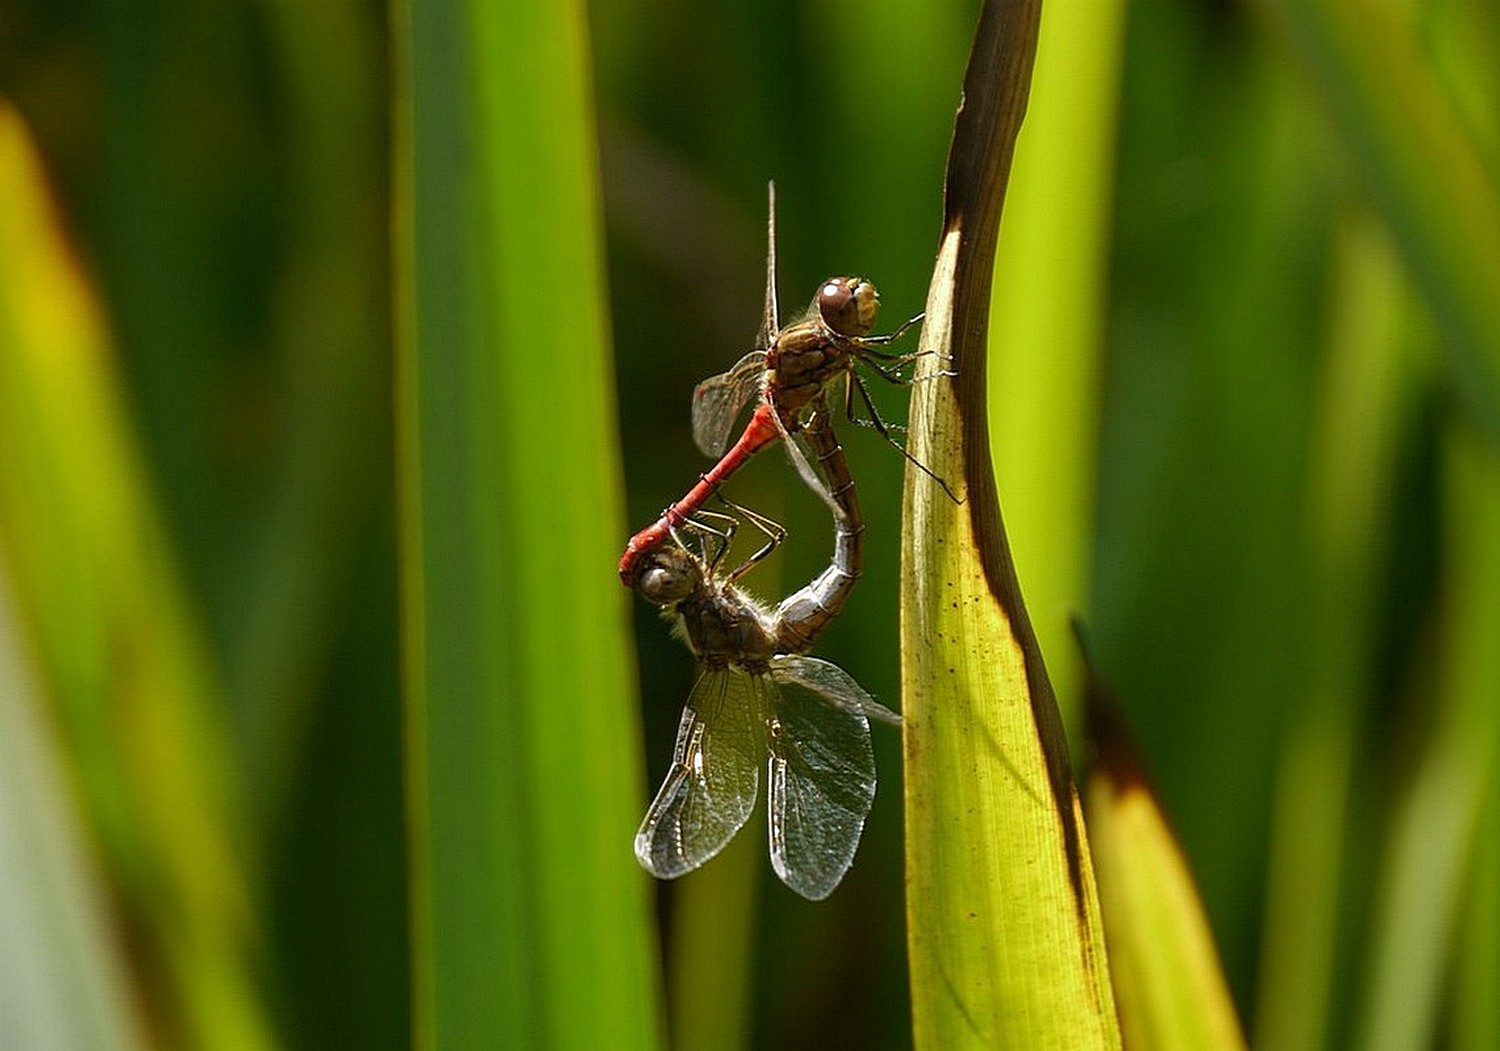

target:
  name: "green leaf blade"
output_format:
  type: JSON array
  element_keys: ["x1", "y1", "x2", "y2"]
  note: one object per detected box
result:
[
  {"x1": 0, "y1": 569, "x2": 147, "y2": 1051},
  {"x1": 393, "y1": 1, "x2": 662, "y2": 1046},
  {"x1": 0, "y1": 98, "x2": 273, "y2": 1051},
  {"x1": 900, "y1": 5, "x2": 1120, "y2": 1042},
  {"x1": 1257, "y1": 0, "x2": 1500, "y2": 445},
  {"x1": 1083, "y1": 663, "x2": 1246, "y2": 1051},
  {"x1": 986, "y1": 0, "x2": 1127, "y2": 729},
  {"x1": 903, "y1": 237, "x2": 1118, "y2": 1049}
]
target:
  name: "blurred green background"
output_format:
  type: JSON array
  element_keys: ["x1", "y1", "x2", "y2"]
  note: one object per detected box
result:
[{"x1": 2, "y1": 0, "x2": 1498, "y2": 1047}]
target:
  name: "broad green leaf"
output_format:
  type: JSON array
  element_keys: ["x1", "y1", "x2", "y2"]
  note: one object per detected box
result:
[
  {"x1": 391, "y1": 1, "x2": 662, "y2": 1047},
  {"x1": 1082, "y1": 662, "x2": 1246, "y2": 1051},
  {"x1": 900, "y1": 3, "x2": 1120, "y2": 1046},
  {"x1": 0, "y1": 99, "x2": 272, "y2": 1050}
]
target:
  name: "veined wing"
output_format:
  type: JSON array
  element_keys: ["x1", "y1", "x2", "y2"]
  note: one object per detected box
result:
[
  {"x1": 756, "y1": 180, "x2": 780, "y2": 349},
  {"x1": 690, "y1": 182, "x2": 780, "y2": 458},
  {"x1": 763, "y1": 666, "x2": 879, "y2": 900},
  {"x1": 773, "y1": 653, "x2": 902, "y2": 726},
  {"x1": 635, "y1": 667, "x2": 763, "y2": 880},
  {"x1": 691, "y1": 350, "x2": 766, "y2": 458},
  {"x1": 781, "y1": 412, "x2": 841, "y2": 522}
]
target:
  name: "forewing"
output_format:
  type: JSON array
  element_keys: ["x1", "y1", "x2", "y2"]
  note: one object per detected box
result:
[
  {"x1": 757, "y1": 180, "x2": 780, "y2": 348},
  {"x1": 783, "y1": 426, "x2": 841, "y2": 520},
  {"x1": 773, "y1": 653, "x2": 902, "y2": 726},
  {"x1": 690, "y1": 351, "x2": 765, "y2": 458},
  {"x1": 634, "y1": 668, "x2": 763, "y2": 880},
  {"x1": 763, "y1": 670, "x2": 878, "y2": 900}
]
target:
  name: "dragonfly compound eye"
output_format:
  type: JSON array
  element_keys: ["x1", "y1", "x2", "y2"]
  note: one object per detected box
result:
[
  {"x1": 817, "y1": 277, "x2": 879, "y2": 337},
  {"x1": 635, "y1": 548, "x2": 700, "y2": 605}
]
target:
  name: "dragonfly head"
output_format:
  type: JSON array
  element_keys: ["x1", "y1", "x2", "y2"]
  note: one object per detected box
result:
[
  {"x1": 816, "y1": 277, "x2": 879, "y2": 337},
  {"x1": 634, "y1": 545, "x2": 702, "y2": 606}
]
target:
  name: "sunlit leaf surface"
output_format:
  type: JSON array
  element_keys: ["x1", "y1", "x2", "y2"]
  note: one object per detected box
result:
[
  {"x1": 391, "y1": 1, "x2": 662, "y2": 1046},
  {"x1": 899, "y1": 3, "x2": 1120, "y2": 1045}
]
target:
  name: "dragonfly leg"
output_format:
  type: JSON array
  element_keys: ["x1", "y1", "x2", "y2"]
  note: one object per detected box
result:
[
  {"x1": 909, "y1": 365, "x2": 959, "y2": 382},
  {"x1": 672, "y1": 508, "x2": 738, "y2": 572},
  {"x1": 846, "y1": 372, "x2": 964, "y2": 504},
  {"x1": 862, "y1": 345, "x2": 957, "y2": 374},
  {"x1": 709, "y1": 492, "x2": 786, "y2": 582},
  {"x1": 841, "y1": 374, "x2": 907, "y2": 436},
  {"x1": 865, "y1": 356, "x2": 918, "y2": 386},
  {"x1": 859, "y1": 311, "x2": 924, "y2": 346},
  {"x1": 861, "y1": 349, "x2": 955, "y2": 384},
  {"x1": 859, "y1": 345, "x2": 921, "y2": 363}
]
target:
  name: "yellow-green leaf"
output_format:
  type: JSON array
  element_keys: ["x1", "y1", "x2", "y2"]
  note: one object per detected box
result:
[
  {"x1": 1082, "y1": 660, "x2": 1246, "y2": 1051},
  {"x1": 0, "y1": 99, "x2": 272, "y2": 1051},
  {"x1": 900, "y1": 2, "x2": 1120, "y2": 1046},
  {"x1": 0, "y1": 568, "x2": 147, "y2": 1050},
  {"x1": 986, "y1": 0, "x2": 1127, "y2": 731}
]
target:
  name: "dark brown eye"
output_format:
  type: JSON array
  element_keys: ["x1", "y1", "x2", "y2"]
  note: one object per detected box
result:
[{"x1": 817, "y1": 277, "x2": 879, "y2": 336}]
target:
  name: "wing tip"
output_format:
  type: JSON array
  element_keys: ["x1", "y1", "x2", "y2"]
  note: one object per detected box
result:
[{"x1": 770, "y1": 851, "x2": 845, "y2": 901}]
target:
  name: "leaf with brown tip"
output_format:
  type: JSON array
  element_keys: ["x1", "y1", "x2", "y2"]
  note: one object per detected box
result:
[{"x1": 899, "y1": 1, "x2": 1120, "y2": 1046}]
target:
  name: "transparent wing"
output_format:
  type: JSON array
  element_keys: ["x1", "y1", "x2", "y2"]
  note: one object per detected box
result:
[
  {"x1": 763, "y1": 667, "x2": 879, "y2": 900},
  {"x1": 757, "y1": 180, "x2": 780, "y2": 348},
  {"x1": 782, "y1": 422, "x2": 840, "y2": 519},
  {"x1": 689, "y1": 184, "x2": 780, "y2": 458},
  {"x1": 635, "y1": 668, "x2": 764, "y2": 880},
  {"x1": 772, "y1": 653, "x2": 902, "y2": 726},
  {"x1": 690, "y1": 351, "x2": 766, "y2": 458}
]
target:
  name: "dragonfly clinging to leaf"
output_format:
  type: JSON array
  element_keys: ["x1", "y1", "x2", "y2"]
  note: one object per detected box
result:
[{"x1": 631, "y1": 404, "x2": 898, "y2": 899}]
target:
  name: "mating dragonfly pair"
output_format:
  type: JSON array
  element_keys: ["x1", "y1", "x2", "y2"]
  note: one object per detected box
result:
[{"x1": 620, "y1": 184, "x2": 931, "y2": 900}]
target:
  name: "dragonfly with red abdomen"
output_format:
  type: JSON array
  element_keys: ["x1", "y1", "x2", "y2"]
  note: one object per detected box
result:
[
  {"x1": 617, "y1": 183, "x2": 938, "y2": 586},
  {"x1": 631, "y1": 406, "x2": 893, "y2": 899}
]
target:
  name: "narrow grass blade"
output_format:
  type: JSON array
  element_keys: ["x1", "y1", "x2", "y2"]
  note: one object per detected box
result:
[
  {"x1": 1082, "y1": 650, "x2": 1246, "y2": 1051},
  {"x1": 986, "y1": 0, "x2": 1127, "y2": 731},
  {"x1": 1455, "y1": 773, "x2": 1500, "y2": 1048},
  {"x1": 1353, "y1": 428, "x2": 1500, "y2": 1050},
  {"x1": 1253, "y1": 0, "x2": 1500, "y2": 445},
  {"x1": 1253, "y1": 212, "x2": 1417, "y2": 1050},
  {"x1": 392, "y1": 1, "x2": 662, "y2": 1046},
  {"x1": 233, "y1": 0, "x2": 391, "y2": 832},
  {"x1": 900, "y1": 2, "x2": 1120, "y2": 1046},
  {"x1": 0, "y1": 564, "x2": 147, "y2": 1051},
  {"x1": 0, "y1": 100, "x2": 272, "y2": 1050},
  {"x1": 667, "y1": 818, "x2": 760, "y2": 1051}
]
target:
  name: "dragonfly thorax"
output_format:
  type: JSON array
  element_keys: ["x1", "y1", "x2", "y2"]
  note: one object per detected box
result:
[
  {"x1": 633, "y1": 546, "x2": 780, "y2": 670},
  {"x1": 675, "y1": 586, "x2": 777, "y2": 672},
  {"x1": 765, "y1": 315, "x2": 850, "y2": 419}
]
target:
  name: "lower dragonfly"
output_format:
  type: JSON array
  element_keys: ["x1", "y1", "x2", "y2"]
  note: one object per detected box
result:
[
  {"x1": 617, "y1": 182, "x2": 935, "y2": 586},
  {"x1": 632, "y1": 401, "x2": 897, "y2": 900}
]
